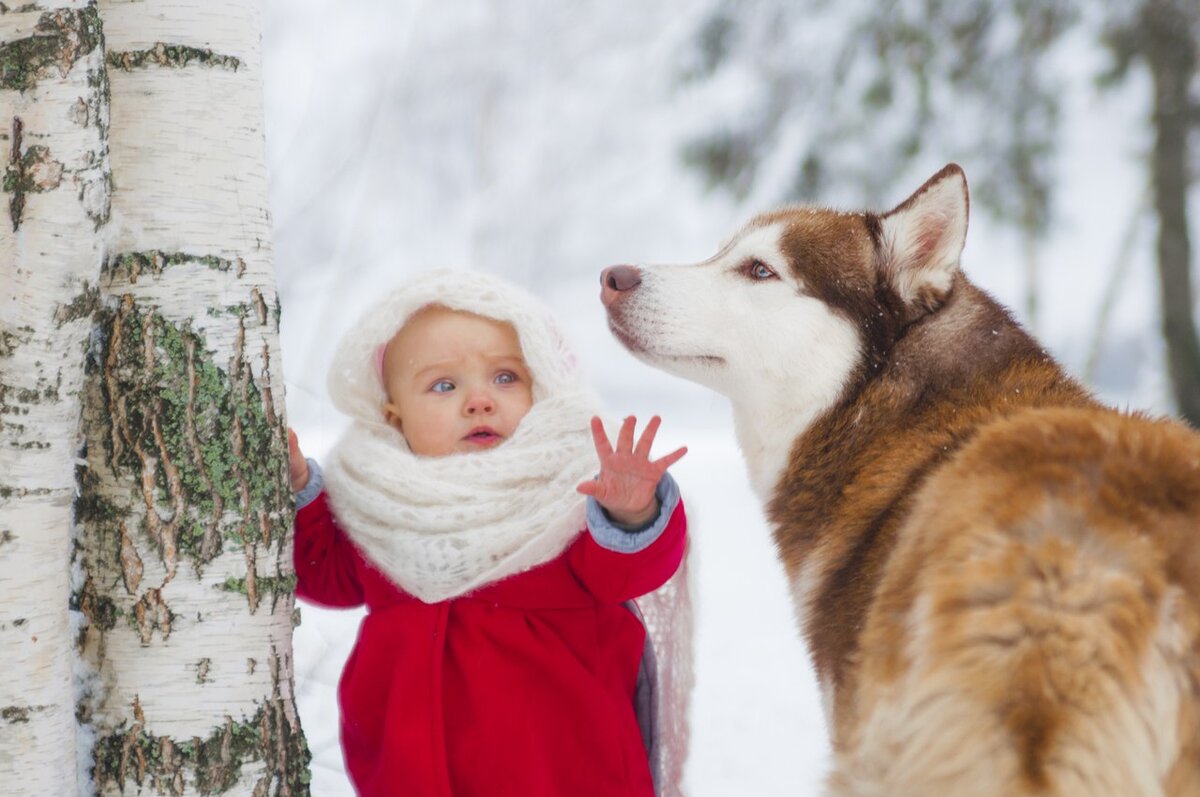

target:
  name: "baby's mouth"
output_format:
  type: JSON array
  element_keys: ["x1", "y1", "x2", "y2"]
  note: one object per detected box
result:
[{"x1": 464, "y1": 426, "x2": 503, "y2": 445}]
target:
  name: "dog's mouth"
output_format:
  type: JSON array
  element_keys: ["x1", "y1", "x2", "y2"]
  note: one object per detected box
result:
[
  {"x1": 606, "y1": 317, "x2": 725, "y2": 366},
  {"x1": 607, "y1": 317, "x2": 646, "y2": 353}
]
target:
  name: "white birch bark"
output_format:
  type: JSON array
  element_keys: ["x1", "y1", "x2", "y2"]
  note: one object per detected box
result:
[
  {"x1": 3, "y1": 2, "x2": 308, "y2": 794},
  {"x1": 0, "y1": 4, "x2": 109, "y2": 793}
]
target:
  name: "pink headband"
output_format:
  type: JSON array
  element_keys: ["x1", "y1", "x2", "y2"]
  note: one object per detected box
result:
[{"x1": 374, "y1": 342, "x2": 387, "y2": 384}]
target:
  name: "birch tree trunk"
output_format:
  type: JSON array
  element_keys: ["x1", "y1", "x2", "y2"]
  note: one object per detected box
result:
[
  {"x1": 1, "y1": 2, "x2": 310, "y2": 794},
  {"x1": 1, "y1": 6, "x2": 109, "y2": 793}
]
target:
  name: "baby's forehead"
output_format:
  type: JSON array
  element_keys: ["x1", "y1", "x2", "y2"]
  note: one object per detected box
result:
[
  {"x1": 385, "y1": 306, "x2": 529, "y2": 373},
  {"x1": 404, "y1": 304, "x2": 504, "y2": 331},
  {"x1": 396, "y1": 306, "x2": 519, "y2": 344}
]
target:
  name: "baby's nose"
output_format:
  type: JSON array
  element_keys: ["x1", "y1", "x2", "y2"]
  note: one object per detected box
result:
[{"x1": 464, "y1": 392, "x2": 495, "y2": 415}]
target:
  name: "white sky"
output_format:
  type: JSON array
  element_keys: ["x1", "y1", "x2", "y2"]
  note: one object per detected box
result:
[{"x1": 261, "y1": 2, "x2": 1193, "y2": 793}]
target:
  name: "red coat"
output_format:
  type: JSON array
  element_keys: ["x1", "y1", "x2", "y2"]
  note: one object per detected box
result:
[{"x1": 294, "y1": 491, "x2": 687, "y2": 797}]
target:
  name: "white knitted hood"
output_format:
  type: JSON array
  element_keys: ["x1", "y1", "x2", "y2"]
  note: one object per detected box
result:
[{"x1": 321, "y1": 269, "x2": 602, "y2": 602}]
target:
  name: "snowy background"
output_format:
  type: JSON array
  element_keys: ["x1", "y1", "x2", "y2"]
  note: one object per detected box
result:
[{"x1": 260, "y1": 2, "x2": 1184, "y2": 794}]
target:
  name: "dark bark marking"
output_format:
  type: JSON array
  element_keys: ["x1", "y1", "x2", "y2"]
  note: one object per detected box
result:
[{"x1": 106, "y1": 42, "x2": 240, "y2": 72}]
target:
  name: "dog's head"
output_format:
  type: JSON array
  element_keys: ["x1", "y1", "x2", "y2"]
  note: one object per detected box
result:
[{"x1": 601, "y1": 165, "x2": 969, "y2": 490}]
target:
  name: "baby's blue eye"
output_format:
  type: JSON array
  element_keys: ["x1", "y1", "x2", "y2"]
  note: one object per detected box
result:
[
  {"x1": 431, "y1": 380, "x2": 455, "y2": 393},
  {"x1": 495, "y1": 371, "x2": 517, "y2": 385}
]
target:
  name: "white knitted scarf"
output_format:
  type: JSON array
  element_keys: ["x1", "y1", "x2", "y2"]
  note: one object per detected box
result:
[
  {"x1": 323, "y1": 269, "x2": 601, "y2": 602},
  {"x1": 322, "y1": 269, "x2": 693, "y2": 795}
]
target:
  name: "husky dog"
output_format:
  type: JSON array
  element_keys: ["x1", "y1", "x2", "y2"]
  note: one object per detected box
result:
[{"x1": 600, "y1": 164, "x2": 1200, "y2": 796}]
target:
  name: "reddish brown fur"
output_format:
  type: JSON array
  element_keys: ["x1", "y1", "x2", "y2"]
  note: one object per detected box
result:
[
  {"x1": 766, "y1": 214, "x2": 1095, "y2": 693},
  {"x1": 757, "y1": 195, "x2": 1199, "y2": 793},
  {"x1": 610, "y1": 163, "x2": 1200, "y2": 793},
  {"x1": 860, "y1": 407, "x2": 1200, "y2": 788}
]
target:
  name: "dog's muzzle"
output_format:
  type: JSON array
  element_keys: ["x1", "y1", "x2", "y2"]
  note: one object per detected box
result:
[{"x1": 600, "y1": 265, "x2": 642, "y2": 308}]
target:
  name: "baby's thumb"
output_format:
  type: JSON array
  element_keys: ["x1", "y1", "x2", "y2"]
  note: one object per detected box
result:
[
  {"x1": 287, "y1": 429, "x2": 310, "y2": 491},
  {"x1": 288, "y1": 427, "x2": 302, "y2": 457}
]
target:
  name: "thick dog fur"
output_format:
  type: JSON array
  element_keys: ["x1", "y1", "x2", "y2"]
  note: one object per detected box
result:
[{"x1": 601, "y1": 164, "x2": 1200, "y2": 796}]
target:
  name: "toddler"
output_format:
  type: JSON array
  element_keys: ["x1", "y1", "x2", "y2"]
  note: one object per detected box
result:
[{"x1": 289, "y1": 270, "x2": 689, "y2": 797}]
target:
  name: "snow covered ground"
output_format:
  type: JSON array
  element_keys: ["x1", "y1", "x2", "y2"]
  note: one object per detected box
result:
[{"x1": 262, "y1": 1, "x2": 1175, "y2": 793}]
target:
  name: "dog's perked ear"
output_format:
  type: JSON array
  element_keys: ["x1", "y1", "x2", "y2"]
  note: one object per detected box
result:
[{"x1": 876, "y1": 163, "x2": 969, "y2": 314}]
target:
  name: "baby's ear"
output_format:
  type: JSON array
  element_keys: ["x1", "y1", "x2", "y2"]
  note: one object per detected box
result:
[{"x1": 382, "y1": 402, "x2": 404, "y2": 433}]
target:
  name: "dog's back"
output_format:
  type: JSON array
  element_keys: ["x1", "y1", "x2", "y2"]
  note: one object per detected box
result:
[{"x1": 839, "y1": 406, "x2": 1200, "y2": 797}]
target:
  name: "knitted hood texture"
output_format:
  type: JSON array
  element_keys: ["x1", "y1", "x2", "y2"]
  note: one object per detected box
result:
[{"x1": 322, "y1": 268, "x2": 602, "y2": 603}]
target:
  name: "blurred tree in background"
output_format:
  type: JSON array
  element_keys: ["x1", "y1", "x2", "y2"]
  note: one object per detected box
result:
[{"x1": 680, "y1": 0, "x2": 1199, "y2": 426}]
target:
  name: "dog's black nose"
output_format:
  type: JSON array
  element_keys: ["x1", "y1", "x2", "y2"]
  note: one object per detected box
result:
[
  {"x1": 601, "y1": 265, "x2": 642, "y2": 292},
  {"x1": 600, "y1": 265, "x2": 642, "y2": 309}
]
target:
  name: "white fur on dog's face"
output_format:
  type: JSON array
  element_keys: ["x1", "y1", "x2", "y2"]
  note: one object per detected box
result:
[
  {"x1": 606, "y1": 220, "x2": 862, "y2": 497},
  {"x1": 605, "y1": 166, "x2": 969, "y2": 498}
]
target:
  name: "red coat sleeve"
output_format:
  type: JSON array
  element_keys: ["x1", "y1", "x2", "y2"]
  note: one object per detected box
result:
[
  {"x1": 293, "y1": 492, "x2": 365, "y2": 608},
  {"x1": 567, "y1": 498, "x2": 686, "y2": 604}
]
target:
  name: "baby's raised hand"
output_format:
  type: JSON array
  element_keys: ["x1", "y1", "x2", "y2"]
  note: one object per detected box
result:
[
  {"x1": 576, "y1": 415, "x2": 686, "y2": 528},
  {"x1": 288, "y1": 428, "x2": 310, "y2": 493}
]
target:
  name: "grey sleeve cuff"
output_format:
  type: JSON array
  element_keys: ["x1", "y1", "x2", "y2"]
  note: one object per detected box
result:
[
  {"x1": 586, "y1": 472, "x2": 680, "y2": 554},
  {"x1": 294, "y1": 458, "x2": 324, "y2": 509}
]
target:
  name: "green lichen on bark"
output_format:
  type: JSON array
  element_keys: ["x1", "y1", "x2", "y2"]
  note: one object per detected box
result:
[
  {"x1": 218, "y1": 574, "x2": 297, "y2": 613},
  {"x1": 107, "y1": 42, "x2": 240, "y2": 72},
  {"x1": 103, "y1": 251, "x2": 242, "y2": 286},
  {"x1": 0, "y1": 29, "x2": 61, "y2": 91},
  {"x1": 207, "y1": 303, "x2": 256, "y2": 319},
  {"x1": 89, "y1": 295, "x2": 291, "y2": 572},
  {"x1": 78, "y1": 289, "x2": 311, "y2": 788},
  {"x1": 0, "y1": 6, "x2": 102, "y2": 91},
  {"x1": 92, "y1": 684, "x2": 311, "y2": 796}
]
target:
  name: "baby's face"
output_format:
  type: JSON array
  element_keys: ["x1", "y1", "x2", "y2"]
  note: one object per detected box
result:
[{"x1": 381, "y1": 307, "x2": 534, "y2": 456}]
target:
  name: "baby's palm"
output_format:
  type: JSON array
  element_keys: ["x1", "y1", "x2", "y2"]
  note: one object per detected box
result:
[{"x1": 577, "y1": 416, "x2": 686, "y2": 525}]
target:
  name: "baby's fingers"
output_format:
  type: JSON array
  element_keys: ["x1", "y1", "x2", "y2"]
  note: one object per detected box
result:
[
  {"x1": 633, "y1": 415, "x2": 661, "y2": 460},
  {"x1": 589, "y1": 416, "x2": 613, "y2": 458},
  {"x1": 615, "y1": 415, "x2": 637, "y2": 453},
  {"x1": 652, "y1": 446, "x2": 688, "y2": 472},
  {"x1": 576, "y1": 479, "x2": 602, "y2": 499}
]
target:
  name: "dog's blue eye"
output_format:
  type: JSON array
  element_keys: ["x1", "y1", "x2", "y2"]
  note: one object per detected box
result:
[{"x1": 748, "y1": 260, "x2": 776, "y2": 280}]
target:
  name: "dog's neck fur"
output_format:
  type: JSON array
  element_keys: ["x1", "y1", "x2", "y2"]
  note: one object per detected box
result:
[
  {"x1": 765, "y1": 279, "x2": 1097, "y2": 695},
  {"x1": 732, "y1": 397, "x2": 825, "y2": 503},
  {"x1": 728, "y1": 325, "x2": 862, "y2": 502}
]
